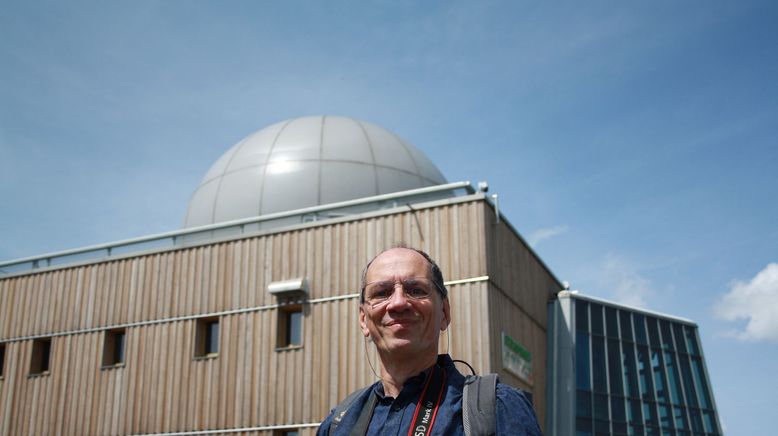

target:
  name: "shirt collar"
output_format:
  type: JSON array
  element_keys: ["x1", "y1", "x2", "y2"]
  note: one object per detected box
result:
[{"x1": 372, "y1": 354, "x2": 455, "y2": 400}]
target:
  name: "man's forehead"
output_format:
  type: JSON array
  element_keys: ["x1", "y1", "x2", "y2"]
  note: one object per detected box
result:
[{"x1": 365, "y1": 248, "x2": 431, "y2": 279}]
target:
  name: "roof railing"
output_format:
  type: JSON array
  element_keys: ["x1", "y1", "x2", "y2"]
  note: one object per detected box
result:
[{"x1": 0, "y1": 181, "x2": 475, "y2": 276}]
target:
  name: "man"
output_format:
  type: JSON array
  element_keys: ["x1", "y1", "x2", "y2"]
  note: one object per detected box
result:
[{"x1": 317, "y1": 246, "x2": 542, "y2": 435}]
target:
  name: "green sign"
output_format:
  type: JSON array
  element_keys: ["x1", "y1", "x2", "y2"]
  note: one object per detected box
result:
[{"x1": 501, "y1": 331, "x2": 532, "y2": 384}]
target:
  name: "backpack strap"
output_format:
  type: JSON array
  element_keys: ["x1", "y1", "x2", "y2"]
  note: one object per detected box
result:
[
  {"x1": 463, "y1": 373, "x2": 498, "y2": 436},
  {"x1": 329, "y1": 386, "x2": 371, "y2": 436}
]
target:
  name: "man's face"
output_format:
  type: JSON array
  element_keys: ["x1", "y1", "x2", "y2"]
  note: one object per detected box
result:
[{"x1": 359, "y1": 248, "x2": 450, "y2": 360}]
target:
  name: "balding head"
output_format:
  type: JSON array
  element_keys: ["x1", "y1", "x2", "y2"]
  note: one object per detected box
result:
[{"x1": 360, "y1": 246, "x2": 448, "y2": 303}]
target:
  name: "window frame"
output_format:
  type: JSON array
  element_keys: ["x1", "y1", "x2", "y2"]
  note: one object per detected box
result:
[
  {"x1": 29, "y1": 338, "x2": 52, "y2": 377},
  {"x1": 276, "y1": 304, "x2": 304, "y2": 350},
  {"x1": 0, "y1": 343, "x2": 5, "y2": 378},
  {"x1": 101, "y1": 328, "x2": 127, "y2": 369},
  {"x1": 194, "y1": 317, "x2": 220, "y2": 359}
]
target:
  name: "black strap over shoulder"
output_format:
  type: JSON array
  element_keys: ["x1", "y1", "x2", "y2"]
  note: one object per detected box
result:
[
  {"x1": 329, "y1": 386, "x2": 371, "y2": 436},
  {"x1": 463, "y1": 373, "x2": 498, "y2": 436}
]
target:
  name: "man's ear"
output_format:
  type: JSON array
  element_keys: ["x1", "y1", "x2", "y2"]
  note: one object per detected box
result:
[
  {"x1": 441, "y1": 298, "x2": 451, "y2": 331},
  {"x1": 359, "y1": 306, "x2": 371, "y2": 337}
]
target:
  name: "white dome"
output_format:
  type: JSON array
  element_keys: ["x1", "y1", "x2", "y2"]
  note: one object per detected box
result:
[{"x1": 184, "y1": 115, "x2": 447, "y2": 227}]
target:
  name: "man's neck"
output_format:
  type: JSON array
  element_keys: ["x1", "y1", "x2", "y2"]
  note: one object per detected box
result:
[{"x1": 378, "y1": 352, "x2": 439, "y2": 398}]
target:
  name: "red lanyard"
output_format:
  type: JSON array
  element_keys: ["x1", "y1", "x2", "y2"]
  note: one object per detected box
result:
[{"x1": 408, "y1": 366, "x2": 448, "y2": 436}]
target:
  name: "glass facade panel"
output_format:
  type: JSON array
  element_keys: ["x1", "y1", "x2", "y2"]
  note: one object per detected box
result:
[
  {"x1": 679, "y1": 356, "x2": 698, "y2": 408},
  {"x1": 637, "y1": 346, "x2": 654, "y2": 400},
  {"x1": 659, "y1": 321, "x2": 674, "y2": 350},
  {"x1": 577, "y1": 418, "x2": 593, "y2": 436},
  {"x1": 577, "y1": 390, "x2": 592, "y2": 418},
  {"x1": 647, "y1": 318, "x2": 661, "y2": 348},
  {"x1": 592, "y1": 336, "x2": 608, "y2": 393},
  {"x1": 672, "y1": 324, "x2": 687, "y2": 354},
  {"x1": 591, "y1": 304, "x2": 604, "y2": 336},
  {"x1": 634, "y1": 314, "x2": 648, "y2": 345},
  {"x1": 594, "y1": 393, "x2": 609, "y2": 421},
  {"x1": 664, "y1": 351, "x2": 684, "y2": 405},
  {"x1": 702, "y1": 410, "x2": 718, "y2": 434},
  {"x1": 608, "y1": 338, "x2": 624, "y2": 395},
  {"x1": 688, "y1": 409, "x2": 704, "y2": 433},
  {"x1": 690, "y1": 358, "x2": 711, "y2": 409},
  {"x1": 606, "y1": 307, "x2": 619, "y2": 338},
  {"x1": 628, "y1": 399, "x2": 643, "y2": 424},
  {"x1": 684, "y1": 326, "x2": 699, "y2": 355},
  {"x1": 702, "y1": 411, "x2": 716, "y2": 433},
  {"x1": 612, "y1": 396, "x2": 627, "y2": 423},
  {"x1": 658, "y1": 403, "x2": 671, "y2": 429},
  {"x1": 620, "y1": 311, "x2": 634, "y2": 342},
  {"x1": 595, "y1": 419, "x2": 610, "y2": 434},
  {"x1": 577, "y1": 331, "x2": 592, "y2": 390},
  {"x1": 643, "y1": 401, "x2": 659, "y2": 428},
  {"x1": 651, "y1": 350, "x2": 668, "y2": 403},
  {"x1": 673, "y1": 406, "x2": 689, "y2": 430},
  {"x1": 623, "y1": 343, "x2": 639, "y2": 398},
  {"x1": 577, "y1": 301, "x2": 589, "y2": 331}
]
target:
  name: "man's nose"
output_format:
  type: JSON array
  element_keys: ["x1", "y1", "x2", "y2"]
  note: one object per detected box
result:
[{"x1": 385, "y1": 284, "x2": 410, "y2": 309}]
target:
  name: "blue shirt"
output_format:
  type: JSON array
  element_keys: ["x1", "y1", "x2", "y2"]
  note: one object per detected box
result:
[{"x1": 317, "y1": 355, "x2": 542, "y2": 436}]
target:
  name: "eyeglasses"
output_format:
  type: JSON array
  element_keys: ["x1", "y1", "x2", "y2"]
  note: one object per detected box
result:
[{"x1": 363, "y1": 277, "x2": 439, "y2": 308}]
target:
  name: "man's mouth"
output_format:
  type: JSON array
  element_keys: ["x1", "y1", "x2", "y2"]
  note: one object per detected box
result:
[{"x1": 386, "y1": 318, "x2": 416, "y2": 327}]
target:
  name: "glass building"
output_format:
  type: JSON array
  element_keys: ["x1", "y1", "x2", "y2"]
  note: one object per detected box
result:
[{"x1": 547, "y1": 291, "x2": 722, "y2": 436}]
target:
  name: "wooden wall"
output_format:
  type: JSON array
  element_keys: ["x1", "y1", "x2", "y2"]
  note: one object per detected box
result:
[
  {"x1": 0, "y1": 200, "x2": 503, "y2": 435},
  {"x1": 482, "y1": 203, "x2": 563, "y2": 428}
]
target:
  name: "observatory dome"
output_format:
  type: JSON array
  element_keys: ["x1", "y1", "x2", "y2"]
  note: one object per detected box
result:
[{"x1": 184, "y1": 115, "x2": 448, "y2": 228}]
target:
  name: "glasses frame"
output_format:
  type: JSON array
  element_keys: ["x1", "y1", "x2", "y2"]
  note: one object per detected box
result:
[{"x1": 362, "y1": 277, "x2": 443, "y2": 309}]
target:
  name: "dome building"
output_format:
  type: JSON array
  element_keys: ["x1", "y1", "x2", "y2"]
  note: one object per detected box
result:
[{"x1": 184, "y1": 116, "x2": 447, "y2": 228}]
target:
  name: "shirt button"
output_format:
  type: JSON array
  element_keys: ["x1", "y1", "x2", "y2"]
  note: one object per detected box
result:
[{"x1": 393, "y1": 405, "x2": 402, "y2": 411}]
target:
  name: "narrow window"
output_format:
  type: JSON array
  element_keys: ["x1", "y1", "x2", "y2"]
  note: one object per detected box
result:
[
  {"x1": 277, "y1": 305, "x2": 303, "y2": 348},
  {"x1": 0, "y1": 343, "x2": 5, "y2": 377},
  {"x1": 30, "y1": 338, "x2": 52, "y2": 375},
  {"x1": 195, "y1": 318, "x2": 219, "y2": 358},
  {"x1": 102, "y1": 329, "x2": 127, "y2": 367}
]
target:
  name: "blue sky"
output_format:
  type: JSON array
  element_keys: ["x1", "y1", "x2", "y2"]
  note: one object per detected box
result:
[{"x1": 2, "y1": 1, "x2": 776, "y2": 433}]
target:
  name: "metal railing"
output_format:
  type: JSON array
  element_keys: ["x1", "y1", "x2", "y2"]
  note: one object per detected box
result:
[{"x1": 0, "y1": 181, "x2": 475, "y2": 276}]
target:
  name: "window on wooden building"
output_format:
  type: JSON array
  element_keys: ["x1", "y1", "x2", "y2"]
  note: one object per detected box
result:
[
  {"x1": 30, "y1": 338, "x2": 52, "y2": 376},
  {"x1": 0, "y1": 343, "x2": 5, "y2": 378},
  {"x1": 102, "y1": 329, "x2": 127, "y2": 368},
  {"x1": 277, "y1": 305, "x2": 303, "y2": 349},
  {"x1": 194, "y1": 318, "x2": 219, "y2": 358}
]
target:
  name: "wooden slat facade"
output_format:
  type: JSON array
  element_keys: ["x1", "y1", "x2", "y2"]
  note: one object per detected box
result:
[{"x1": 0, "y1": 197, "x2": 560, "y2": 435}]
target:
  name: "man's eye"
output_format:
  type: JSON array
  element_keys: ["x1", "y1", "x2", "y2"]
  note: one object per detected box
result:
[
  {"x1": 370, "y1": 289, "x2": 391, "y2": 299},
  {"x1": 407, "y1": 287, "x2": 429, "y2": 298}
]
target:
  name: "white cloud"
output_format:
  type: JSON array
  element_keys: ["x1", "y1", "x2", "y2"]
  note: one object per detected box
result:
[
  {"x1": 714, "y1": 263, "x2": 778, "y2": 342},
  {"x1": 527, "y1": 225, "x2": 569, "y2": 247},
  {"x1": 600, "y1": 253, "x2": 652, "y2": 308}
]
